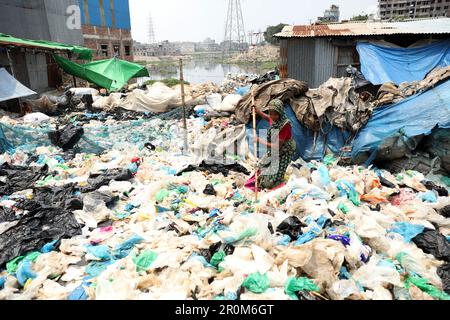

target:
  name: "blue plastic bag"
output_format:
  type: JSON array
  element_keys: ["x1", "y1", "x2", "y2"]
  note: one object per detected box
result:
[
  {"x1": 419, "y1": 191, "x2": 438, "y2": 203},
  {"x1": 113, "y1": 234, "x2": 144, "y2": 259},
  {"x1": 41, "y1": 240, "x2": 58, "y2": 253},
  {"x1": 68, "y1": 284, "x2": 88, "y2": 300},
  {"x1": 0, "y1": 276, "x2": 5, "y2": 289},
  {"x1": 86, "y1": 245, "x2": 112, "y2": 261},
  {"x1": 388, "y1": 222, "x2": 425, "y2": 242},
  {"x1": 16, "y1": 260, "x2": 37, "y2": 287}
]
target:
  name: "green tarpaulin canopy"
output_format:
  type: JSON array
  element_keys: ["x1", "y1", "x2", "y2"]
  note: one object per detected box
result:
[
  {"x1": 0, "y1": 33, "x2": 92, "y2": 60},
  {"x1": 53, "y1": 54, "x2": 150, "y2": 91}
]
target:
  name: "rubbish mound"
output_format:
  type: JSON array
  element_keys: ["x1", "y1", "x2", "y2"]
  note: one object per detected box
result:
[{"x1": 0, "y1": 111, "x2": 449, "y2": 300}]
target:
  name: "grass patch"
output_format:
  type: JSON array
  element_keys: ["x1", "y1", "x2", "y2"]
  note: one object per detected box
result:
[{"x1": 144, "y1": 78, "x2": 190, "y2": 87}]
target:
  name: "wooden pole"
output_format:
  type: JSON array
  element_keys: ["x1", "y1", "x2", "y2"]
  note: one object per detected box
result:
[
  {"x1": 252, "y1": 89, "x2": 259, "y2": 206},
  {"x1": 6, "y1": 49, "x2": 16, "y2": 78},
  {"x1": 179, "y1": 58, "x2": 188, "y2": 153}
]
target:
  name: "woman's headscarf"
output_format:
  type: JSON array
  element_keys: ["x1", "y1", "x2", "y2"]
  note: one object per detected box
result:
[{"x1": 267, "y1": 99, "x2": 289, "y2": 130}]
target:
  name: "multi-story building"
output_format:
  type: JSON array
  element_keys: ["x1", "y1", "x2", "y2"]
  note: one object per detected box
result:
[
  {"x1": 379, "y1": 0, "x2": 450, "y2": 20},
  {"x1": 318, "y1": 5, "x2": 340, "y2": 23},
  {"x1": 78, "y1": 0, "x2": 133, "y2": 61}
]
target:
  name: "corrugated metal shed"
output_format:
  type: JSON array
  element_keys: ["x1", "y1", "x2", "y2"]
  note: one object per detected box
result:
[{"x1": 275, "y1": 18, "x2": 450, "y2": 38}]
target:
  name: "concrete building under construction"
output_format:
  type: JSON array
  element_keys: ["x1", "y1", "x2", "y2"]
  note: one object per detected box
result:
[
  {"x1": 379, "y1": 0, "x2": 450, "y2": 20},
  {"x1": 78, "y1": 0, "x2": 133, "y2": 61}
]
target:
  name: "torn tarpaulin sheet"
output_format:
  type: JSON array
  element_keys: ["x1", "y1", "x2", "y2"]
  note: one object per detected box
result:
[
  {"x1": 0, "y1": 68, "x2": 36, "y2": 102},
  {"x1": 352, "y1": 79, "x2": 450, "y2": 164},
  {"x1": 0, "y1": 201, "x2": 82, "y2": 267}
]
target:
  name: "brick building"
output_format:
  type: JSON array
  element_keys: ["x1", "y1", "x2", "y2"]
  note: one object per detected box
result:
[
  {"x1": 78, "y1": 0, "x2": 133, "y2": 61},
  {"x1": 379, "y1": 0, "x2": 450, "y2": 20}
]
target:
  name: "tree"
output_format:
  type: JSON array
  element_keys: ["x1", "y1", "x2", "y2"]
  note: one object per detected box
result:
[
  {"x1": 350, "y1": 14, "x2": 369, "y2": 21},
  {"x1": 264, "y1": 23, "x2": 288, "y2": 45}
]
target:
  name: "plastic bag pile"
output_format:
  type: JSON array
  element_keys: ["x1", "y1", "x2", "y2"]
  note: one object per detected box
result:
[{"x1": 0, "y1": 111, "x2": 449, "y2": 300}]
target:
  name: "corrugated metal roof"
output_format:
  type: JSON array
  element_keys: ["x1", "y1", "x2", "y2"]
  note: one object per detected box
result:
[{"x1": 275, "y1": 18, "x2": 450, "y2": 38}]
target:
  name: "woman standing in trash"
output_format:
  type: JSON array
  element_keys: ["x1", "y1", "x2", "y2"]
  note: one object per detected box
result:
[{"x1": 246, "y1": 99, "x2": 296, "y2": 190}]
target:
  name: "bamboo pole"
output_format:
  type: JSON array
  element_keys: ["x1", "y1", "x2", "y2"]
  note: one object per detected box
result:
[
  {"x1": 179, "y1": 58, "x2": 188, "y2": 153},
  {"x1": 252, "y1": 89, "x2": 259, "y2": 207}
]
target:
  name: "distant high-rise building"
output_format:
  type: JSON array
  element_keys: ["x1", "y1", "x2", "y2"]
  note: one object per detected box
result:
[
  {"x1": 379, "y1": 0, "x2": 450, "y2": 20},
  {"x1": 318, "y1": 5, "x2": 340, "y2": 23}
]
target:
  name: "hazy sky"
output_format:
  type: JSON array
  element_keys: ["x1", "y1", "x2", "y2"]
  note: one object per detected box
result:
[{"x1": 129, "y1": 0, "x2": 379, "y2": 43}]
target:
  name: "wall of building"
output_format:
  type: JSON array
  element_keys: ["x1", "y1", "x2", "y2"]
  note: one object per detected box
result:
[
  {"x1": 0, "y1": 0, "x2": 83, "y2": 45},
  {"x1": 78, "y1": 0, "x2": 133, "y2": 61}
]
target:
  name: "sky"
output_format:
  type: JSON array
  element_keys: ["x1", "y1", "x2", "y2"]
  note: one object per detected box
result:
[{"x1": 129, "y1": 0, "x2": 379, "y2": 44}]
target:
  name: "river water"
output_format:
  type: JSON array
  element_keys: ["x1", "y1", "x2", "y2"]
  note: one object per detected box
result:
[{"x1": 138, "y1": 59, "x2": 269, "y2": 85}]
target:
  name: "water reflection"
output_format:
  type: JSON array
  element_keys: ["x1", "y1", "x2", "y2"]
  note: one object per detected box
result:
[{"x1": 139, "y1": 59, "x2": 269, "y2": 85}]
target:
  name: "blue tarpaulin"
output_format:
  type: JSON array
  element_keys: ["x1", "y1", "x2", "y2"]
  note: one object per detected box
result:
[
  {"x1": 352, "y1": 79, "x2": 450, "y2": 160},
  {"x1": 357, "y1": 40, "x2": 450, "y2": 85}
]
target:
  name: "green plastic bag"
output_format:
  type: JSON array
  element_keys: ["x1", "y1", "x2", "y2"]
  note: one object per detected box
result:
[
  {"x1": 132, "y1": 250, "x2": 157, "y2": 272},
  {"x1": 338, "y1": 202, "x2": 349, "y2": 214},
  {"x1": 210, "y1": 251, "x2": 226, "y2": 268},
  {"x1": 285, "y1": 276, "x2": 320, "y2": 300},
  {"x1": 323, "y1": 155, "x2": 336, "y2": 166},
  {"x1": 405, "y1": 275, "x2": 450, "y2": 300},
  {"x1": 242, "y1": 272, "x2": 270, "y2": 294},
  {"x1": 6, "y1": 251, "x2": 41, "y2": 274},
  {"x1": 176, "y1": 185, "x2": 188, "y2": 194},
  {"x1": 156, "y1": 189, "x2": 170, "y2": 202}
]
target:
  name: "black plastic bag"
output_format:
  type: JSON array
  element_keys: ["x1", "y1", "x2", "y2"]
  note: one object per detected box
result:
[
  {"x1": 81, "y1": 169, "x2": 133, "y2": 193},
  {"x1": 0, "y1": 201, "x2": 82, "y2": 267},
  {"x1": 0, "y1": 163, "x2": 49, "y2": 196},
  {"x1": 437, "y1": 262, "x2": 450, "y2": 294},
  {"x1": 177, "y1": 161, "x2": 250, "y2": 177},
  {"x1": 48, "y1": 124, "x2": 84, "y2": 151},
  {"x1": 421, "y1": 180, "x2": 449, "y2": 197},
  {"x1": 412, "y1": 229, "x2": 450, "y2": 262},
  {"x1": 380, "y1": 176, "x2": 396, "y2": 189},
  {"x1": 439, "y1": 205, "x2": 450, "y2": 218},
  {"x1": 32, "y1": 185, "x2": 83, "y2": 211},
  {"x1": 203, "y1": 184, "x2": 217, "y2": 196},
  {"x1": 276, "y1": 217, "x2": 306, "y2": 239}
]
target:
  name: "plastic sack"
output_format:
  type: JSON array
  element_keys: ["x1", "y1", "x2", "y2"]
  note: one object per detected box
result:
[
  {"x1": 242, "y1": 272, "x2": 270, "y2": 294},
  {"x1": 22, "y1": 112, "x2": 50, "y2": 124},
  {"x1": 213, "y1": 94, "x2": 242, "y2": 112},
  {"x1": 206, "y1": 93, "x2": 222, "y2": 108}
]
